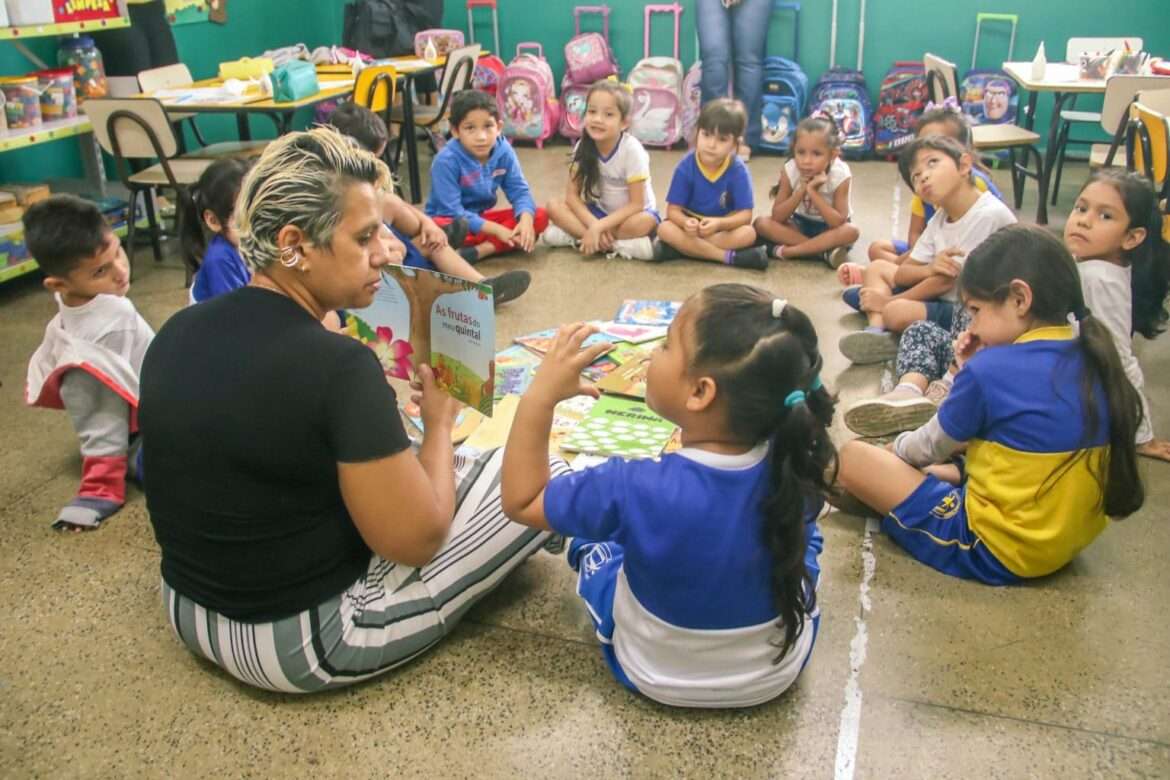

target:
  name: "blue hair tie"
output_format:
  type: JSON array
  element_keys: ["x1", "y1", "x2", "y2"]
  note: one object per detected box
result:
[
  {"x1": 809, "y1": 375, "x2": 823, "y2": 391},
  {"x1": 784, "y1": 390, "x2": 806, "y2": 408}
]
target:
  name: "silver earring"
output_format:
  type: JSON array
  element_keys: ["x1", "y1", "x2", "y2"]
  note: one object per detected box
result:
[{"x1": 279, "y1": 246, "x2": 300, "y2": 268}]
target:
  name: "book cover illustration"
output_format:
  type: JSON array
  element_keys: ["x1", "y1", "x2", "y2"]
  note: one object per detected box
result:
[
  {"x1": 581, "y1": 355, "x2": 619, "y2": 383},
  {"x1": 560, "y1": 395, "x2": 676, "y2": 459},
  {"x1": 345, "y1": 266, "x2": 496, "y2": 416},
  {"x1": 400, "y1": 402, "x2": 483, "y2": 444},
  {"x1": 514, "y1": 324, "x2": 615, "y2": 357},
  {"x1": 613, "y1": 300, "x2": 681, "y2": 327},
  {"x1": 549, "y1": 394, "x2": 597, "y2": 453},
  {"x1": 600, "y1": 322, "x2": 668, "y2": 344},
  {"x1": 493, "y1": 345, "x2": 540, "y2": 404},
  {"x1": 595, "y1": 354, "x2": 651, "y2": 398}
]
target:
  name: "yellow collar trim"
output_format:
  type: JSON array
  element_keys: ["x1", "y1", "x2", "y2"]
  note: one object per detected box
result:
[
  {"x1": 696, "y1": 153, "x2": 731, "y2": 183},
  {"x1": 1014, "y1": 324, "x2": 1075, "y2": 344}
]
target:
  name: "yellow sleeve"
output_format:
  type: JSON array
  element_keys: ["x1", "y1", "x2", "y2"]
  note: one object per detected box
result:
[{"x1": 910, "y1": 195, "x2": 925, "y2": 218}]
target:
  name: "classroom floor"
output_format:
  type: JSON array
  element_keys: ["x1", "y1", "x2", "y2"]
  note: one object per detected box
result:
[{"x1": 1, "y1": 147, "x2": 1168, "y2": 778}]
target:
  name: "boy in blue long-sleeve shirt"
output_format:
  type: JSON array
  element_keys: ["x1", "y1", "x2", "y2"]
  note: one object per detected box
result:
[{"x1": 425, "y1": 90, "x2": 547, "y2": 263}]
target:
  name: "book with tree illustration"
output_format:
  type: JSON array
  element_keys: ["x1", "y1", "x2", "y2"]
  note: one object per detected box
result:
[
  {"x1": 344, "y1": 266, "x2": 496, "y2": 416},
  {"x1": 560, "y1": 395, "x2": 676, "y2": 459}
]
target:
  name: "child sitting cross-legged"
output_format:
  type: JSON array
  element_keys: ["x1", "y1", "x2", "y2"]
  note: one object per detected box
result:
[
  {"x1": 838, "y1": 135, "x2": 1015, "y2": 365},
  {"x1": 652, "y1": 99, "x2": 768, "y2": 269},
  {"x1": 24, "y1": 195, "x2": 154, "y2": 531},
  {"x1": 501, "y1": 285, "x2": 833, "y2": 707},
  {"x1": 837, "y1": 226, "x2": 1144, "y2": 584},
  {"x1": 1066, "y1": 170, "x2": 1170, "y2": 461},
  {"x1": 754, "y1": 113, "x2": 860, "y2": 268},
  {"x1": 330, "y1": 102, "x2": 530, "y2": 305},
  {"x1": 543, "y1": 79, "x2": 660, "y2": 260},
  {"x1": 424, "y1": 90, "x2": 548, "y2": 268}
]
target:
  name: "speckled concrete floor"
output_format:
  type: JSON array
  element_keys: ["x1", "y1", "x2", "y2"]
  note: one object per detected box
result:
[{"x1": 1, "y1": 148, "x2": 1167, "y2": 778}]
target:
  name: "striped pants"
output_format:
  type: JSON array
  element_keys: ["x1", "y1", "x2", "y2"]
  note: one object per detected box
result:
[{"x1": 163, "y1": 449, "x2": 567, "y2": 693}]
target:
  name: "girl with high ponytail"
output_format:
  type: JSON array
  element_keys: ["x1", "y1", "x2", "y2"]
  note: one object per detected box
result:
[{"x1": 501, "y1": 284, "x2": 836, "y2": 708}]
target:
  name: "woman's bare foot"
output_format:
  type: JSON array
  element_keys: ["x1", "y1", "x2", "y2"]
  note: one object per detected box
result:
[{"x1": 1137, "y1": 439, "x2": 1170, "y2": 462}]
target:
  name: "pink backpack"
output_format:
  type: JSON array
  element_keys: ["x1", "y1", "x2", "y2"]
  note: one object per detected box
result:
[
  {"x1": 498, "y1": 43, "x2": 561, "y2": 149},
  {"x1": 413, "y1": 29, "x2": 465, "y2": 59},
  {"x1": 563, "y1": 6, "x2": 619, "y2": 84},
  {"x1": 681, "y1": 58, "x2": 702, "y2": 148},
  {"x1": 628, "y1": 3, "x2": 685, "y2": 149},
  {"x1": 559, "y1": 5, "x2": 619, "y2": 141}
]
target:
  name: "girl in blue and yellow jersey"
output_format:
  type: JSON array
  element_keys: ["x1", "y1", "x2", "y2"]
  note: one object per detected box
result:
[{"x1": 837, "y1": 225, "x2": 1144, "y2": 584}]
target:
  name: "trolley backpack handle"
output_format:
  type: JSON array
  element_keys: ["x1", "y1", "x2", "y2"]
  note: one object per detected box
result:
[
  {"x1": 644, "y1": 3, "x2": 683, "y2": 60},
  {"x1": 575, "y1": 5, "x2": 611, "y2": 38},
  {"x1": 516, "y1": 42, "x2": 544, "y2": 58},
  {"x1": 772, "y1": 0, "x2": 801, "y2": 62},
  {"x1": 972, "y1": 12, "x2": 1018, "y2": 69}
]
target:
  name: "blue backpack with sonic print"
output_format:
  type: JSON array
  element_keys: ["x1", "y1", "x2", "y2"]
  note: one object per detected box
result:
[{"x1": 759, "y1": 56, "x2": 808, "y2": 154}]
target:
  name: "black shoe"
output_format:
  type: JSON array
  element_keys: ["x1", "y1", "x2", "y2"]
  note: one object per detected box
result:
[
  {"x1": 651, "y1": 238, "x2": 681, "y2": 263},
  {"x1": 458, "y1": 246, "x2": 481, "y2": 265},
  {"x1": 730, "y1": 246, "x2": 769, "y2": 270},
  {"x1": 443, "y1": 217, "x2": 470, "y2": 248},
  {"x1": 486, "y1": 269, "x2": 531, "y2": 307}
]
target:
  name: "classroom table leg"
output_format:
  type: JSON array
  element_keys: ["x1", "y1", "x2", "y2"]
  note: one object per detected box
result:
[
  {"x1": 1034, "y1": 91, "x2": 1076, "y2": 226},
  {"x1": 402, "y1": 75, "x2": 422, "y2": 204}
]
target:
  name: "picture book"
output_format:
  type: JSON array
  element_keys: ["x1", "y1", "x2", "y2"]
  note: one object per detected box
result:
[
  {"x1": 600, "y1": 322, "x2": 668, "y2": 344},
  {"x1": 560, "y1": 395, "x2": 676, "y2": 460},
  {"x1": 514, "y1": 324, "x2": 615, "y2": 357},
  {"x1": 595, "y1": 355, "x2": 650, "y2": 399},
  {"x1": 401, "y1": 402, "x2": 483, "y2": 444},
  {"x1": 493, "y1": 345, "x2": 540, "y2": 404},
  {"x1": 345, "y1": 266, "x2": 496, "y2": 416},
  {"x1": 581, "y1": 355, "x2": 620, "y2": 384},
  {"x1": 549, "y1": 394, "x2": 597, "y2": 454},
  {"x1": 613, "y1": 300, "x2": 681, "y2": 327},
  {"x1": 463, "y1": 395, "x2": 521, "y2": 452}
]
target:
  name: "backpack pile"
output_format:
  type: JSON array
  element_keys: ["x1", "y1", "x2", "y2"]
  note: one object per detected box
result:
[
  {"x1": 498, "y1": 43, "x2": 561, "y2": 149},
  {"x1": 560, "y1": 5, "x2": 620, "y2": 141}
]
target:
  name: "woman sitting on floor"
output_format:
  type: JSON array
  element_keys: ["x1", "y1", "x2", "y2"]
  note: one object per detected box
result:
[{"x1": 139, "y1": 127, "x2": 554, "y2": 693}]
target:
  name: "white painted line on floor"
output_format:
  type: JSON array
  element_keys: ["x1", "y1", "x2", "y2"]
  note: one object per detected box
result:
[{"x1": 834, "y1": 516, "x2": 879, "y2": 780}]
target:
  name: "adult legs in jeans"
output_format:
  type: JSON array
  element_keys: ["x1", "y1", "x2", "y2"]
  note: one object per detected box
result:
[
  {"x1": 696, "y1": 0, "x2": 772, "y2": 149},
  {"x1": 729, "y1": 0, "x2": 772, "y2": 149}
]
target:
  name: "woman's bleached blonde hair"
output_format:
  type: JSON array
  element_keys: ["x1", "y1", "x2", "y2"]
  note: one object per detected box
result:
[{"x1": 236, "y1": 126, "x2": 391, "y2": 271}]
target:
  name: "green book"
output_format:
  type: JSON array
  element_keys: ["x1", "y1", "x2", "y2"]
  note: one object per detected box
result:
[{"x1": 560, "y1": 395, "x2": 676, "y2": 460}]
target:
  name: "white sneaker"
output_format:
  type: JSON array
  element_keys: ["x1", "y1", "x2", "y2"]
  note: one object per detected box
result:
[
  {"x1": 541, "y1": 224, "x2": 577, "y2": 248},
  {"x1": 609, "y1": 236, "x2": 654, "y2": 261}
]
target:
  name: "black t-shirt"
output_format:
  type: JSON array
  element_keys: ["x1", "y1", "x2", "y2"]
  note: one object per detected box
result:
[{"x1": 140, "y1": 287, "x2": 410, "y2": 622}]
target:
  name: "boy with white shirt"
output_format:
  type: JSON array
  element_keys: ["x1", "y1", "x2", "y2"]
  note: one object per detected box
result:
[
  {"x1": 24, "y1": 196, "x2": 153, "y2": 531},
  {"x1": 840, "y1": 136, "x2": 1016, "y2": 365}
]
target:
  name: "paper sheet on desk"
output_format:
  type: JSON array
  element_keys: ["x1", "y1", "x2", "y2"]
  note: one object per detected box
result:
[
  {"x1": 152, "y1": 87, "x2": 265, "y2": 106},
  {"x1": 384, "y1": 58, "x2": 434, "y2": 73}
]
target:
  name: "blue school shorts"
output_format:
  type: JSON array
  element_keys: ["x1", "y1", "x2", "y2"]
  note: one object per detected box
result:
[
  {"x1": 586, "y1": 203, "x2": 662, "y2": 224},
  {"x1": 389, "y1": 224, "x2": 435, "y2": 271},
  {"x1": 882, "y1": 475, "x2": 1019, "y2": 586},
  {"x1": 792, "y1": 213, "x2": 830, "y2": 239}
]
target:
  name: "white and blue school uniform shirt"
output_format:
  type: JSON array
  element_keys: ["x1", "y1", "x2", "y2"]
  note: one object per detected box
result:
[
  {"x1": 908, "y1": 191, "x2": 1016, "y2": 302},
  {"x1": 544, "y1": 443, "x2": 821, "y2": 708},
  {"x1": 574, "y1": 132, "x2": 657, "y2": 217},
  {"x1": 423, "y1": 136, "x2": 536, "y2": 233},
  {"x1": 665, "y1": 151, "x2": 754, "y2": 218}
]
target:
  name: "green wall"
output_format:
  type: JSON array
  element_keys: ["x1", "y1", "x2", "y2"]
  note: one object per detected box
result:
[
  {"x1": 443, "y1": 0, "x2": 1167, "y2": 143},
  {"x1": 3, "y1": 0, "x2": 1166, "y2": 185}
]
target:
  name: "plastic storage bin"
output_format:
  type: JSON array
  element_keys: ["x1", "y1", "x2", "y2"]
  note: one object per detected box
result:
[
  {"x1": 35, "y1": 68, "x2": 77, "y2": 120},
  {"x1": 0, "y1": 76, "x2": 43, "y2": 128}
]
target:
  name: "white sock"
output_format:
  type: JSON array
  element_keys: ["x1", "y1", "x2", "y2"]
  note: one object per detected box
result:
[{"x1": 894, "y1": 382, "x2": 924, "y2": 396}]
